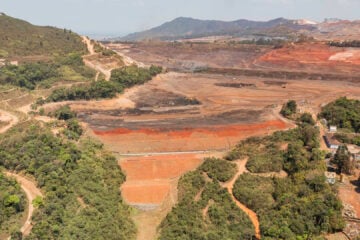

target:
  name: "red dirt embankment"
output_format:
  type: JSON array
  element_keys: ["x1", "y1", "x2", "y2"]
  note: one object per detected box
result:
[{"x1": 94, "y1": 120, "x2": 287, "y2": 153}]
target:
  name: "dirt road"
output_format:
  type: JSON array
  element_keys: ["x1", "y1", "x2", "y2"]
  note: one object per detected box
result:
[
  {"x1": 4, "y1": 172, "x2": 43, "y2": 237},
  {"x1": 222, "y1": 159, "x2": 261, "y2": 239},
  {"x1": 82, "y1": 36, "x2": 111, "y2": 80},
  {"x1": 0, "y1": 110, "x2": 19, "y2": 134}
]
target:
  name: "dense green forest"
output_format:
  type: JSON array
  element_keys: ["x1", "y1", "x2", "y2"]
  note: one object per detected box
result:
[
  {"x1": 0, "y1": 53, "x2": 96, "y2": 90},
  {"x1": 0, "y1": 172, "x2": 27, "y2": 238},
  {"x1": 226, "y1": 115, "x2": 320, "y2": 173},
  {"x1": 44, "y1": 65, "x2": 162, "y2": 102},
  {"x1": 229, "y1": 117, "x2": 344, "y2": 239},
  {"x1": 0, "y1": 121, "x2": 136, "y2": 239},
  {"x1": 319, "y1": 97, "x2": 360, "y2": 133},
  {"x1": 0, "y1": 14, "x2": 86, "y2": 58},
  {"x1": 159, "y1": 158, "x2": 255, "y2": 240},
  {"x1": 110, "y1": 65, "x2": 162, "y2": 88}
]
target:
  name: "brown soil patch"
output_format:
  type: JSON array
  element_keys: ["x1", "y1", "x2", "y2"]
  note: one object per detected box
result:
[
  {"x1": 121, "y1": 183, "x2": 171, "y2": 205},
  {"x1": 338, "y1": 175, "x2": 360, "y2": 218},
  {"x1": 120, "y1": 154, "x2": 203, "y2": 181}
]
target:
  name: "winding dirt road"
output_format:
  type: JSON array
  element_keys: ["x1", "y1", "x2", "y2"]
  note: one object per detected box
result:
[
  {"x1": 222, "y1": 159, "x2": 261, "y2": 239},
  {"x1": 82, "y1": 36, "x2": 111, "y2": 81},
  {"x1": 4, "y1": 172, "x2": 43, "y2": 237}
]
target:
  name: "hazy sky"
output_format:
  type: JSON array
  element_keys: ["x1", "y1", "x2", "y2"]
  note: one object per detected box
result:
[{"x1": 1, "y1": 0, "x2": 359, "y2": 37}]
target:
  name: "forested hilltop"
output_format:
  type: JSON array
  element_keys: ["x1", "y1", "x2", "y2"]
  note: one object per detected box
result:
[
  {"x1": 0, "y1": 119, "x2": 136, "y2": 239},
  {"x1": 0, "y1": 14, "x2": 86, "y2": 58}
]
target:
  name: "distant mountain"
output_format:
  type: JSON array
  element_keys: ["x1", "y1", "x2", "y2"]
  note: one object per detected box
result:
[
  {"x1": 119, "y1": 17, "x2": 317, "y2": 41},
  {"x1": 0, "y1": 13, "x2": 85, "y2": 58}
]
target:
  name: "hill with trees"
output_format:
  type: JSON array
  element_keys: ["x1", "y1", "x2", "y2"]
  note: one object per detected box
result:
[
  {"x1": 319, "y1": 97, "x2": 360, "y2": 133},
  {"x1": 119, "y1": 17, "x2": 317, "y2": 41},
  {"x1": 0, "y1": 14, "x2": 86, "y2": 58},
  {"x1": 0, "y1": 121, "x2": 136, "y2": 239}
]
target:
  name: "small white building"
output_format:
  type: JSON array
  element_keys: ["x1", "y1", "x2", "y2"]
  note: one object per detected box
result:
[{"x1": 329, "y1": 126, "x2": 337, "y2": 133}]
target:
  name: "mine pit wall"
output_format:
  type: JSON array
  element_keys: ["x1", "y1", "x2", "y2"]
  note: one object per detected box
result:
[{"x1": 200, "y1": 67, "x2": 360, "y2": 82}]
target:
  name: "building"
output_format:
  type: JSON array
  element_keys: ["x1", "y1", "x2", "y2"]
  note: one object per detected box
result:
[
  {"x1": 329, "y1": 126, "x2": 337, "y2": 133},
  {"x1": 325, "y1": 171, "x2": 336, "y2": 184},
  {"x1": 324, "y1": 133, "x2": 341, "y2": 150}
]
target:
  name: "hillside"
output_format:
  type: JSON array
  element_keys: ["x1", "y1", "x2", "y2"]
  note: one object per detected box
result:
[
  {"x1": 0, "y1": 14, "x2": 86, "y2": 59},
  {"x1": 120, "y1": 17, "x2": 316, "y2": 41}
]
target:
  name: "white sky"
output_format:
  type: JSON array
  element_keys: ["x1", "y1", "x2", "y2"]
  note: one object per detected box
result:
[{"x1": 1, "y1": 0, "x2": 359, "y2": 37}]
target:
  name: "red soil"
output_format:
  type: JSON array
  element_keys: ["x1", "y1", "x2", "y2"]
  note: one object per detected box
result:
[
  {"x1": 259, "y1": 43, "x2": 338, "y2": 64},
  {"x1": 94, "y1": 120, "x2": 287, "y2": 153},
  {"x1": 120, "y1": 154, "x2": 203, "y2": 181},
  {"x1": 94, "y1": 120, "x2": 286, "y2": 137},
  {"x1": 120, "y1": 153, "x2": 205, "y2": 205},
  {"x1": 121, "y1": 183, "x2": 171, "y2": 204}
]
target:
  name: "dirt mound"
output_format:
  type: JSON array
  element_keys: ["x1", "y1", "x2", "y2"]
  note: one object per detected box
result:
[{"x1": 257, "y1": 43, "x2": 360, "y2": 74}]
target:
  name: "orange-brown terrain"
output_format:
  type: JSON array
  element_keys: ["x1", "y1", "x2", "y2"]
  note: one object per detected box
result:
[
  {"x1": 258, "y1": 43, "x2": 360, "y2": 73},
  {"x1": 42, "y1": 41, "x2": 360, "y2": 240}
]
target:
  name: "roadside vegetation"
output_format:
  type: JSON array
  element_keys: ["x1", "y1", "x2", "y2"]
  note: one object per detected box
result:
[
  {"x1": 0, "y1": 121, "x2": 136, "y2": 240},
  {"x1": 228, "y1": 115, "x2": 344, "y2": 239},
  {"x1": 328, "y1": 40, "x2": 360, "y2": 48},
  {"x1": 159, "y1": 158, "x2": 255, "y2": 240},
  {"x1": 43, "y1": 65, "x2": 162, "y2": 102},
  {"x1": 0, "y1": 172, "x2": 26, "y2": 238}
]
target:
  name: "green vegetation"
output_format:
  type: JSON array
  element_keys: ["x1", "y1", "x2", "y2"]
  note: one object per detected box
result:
[
  {"x1": 159, "y1": 158, "x2": 255, "y2": 240},
  {"x1": 46, "y1": 80, "x2": 121, "y2": 102},
  {"x1": 227, "y1": 115, "x2": 321, "y2": 174},
  {"x1": 280, "y1": 100, "x2": 297, "y2": 117},
  {"x1": 0, "y1": 14, "x2": 86, "y2": 58},
  {"x1": 319, "y1": 97, "x2": 360, "y2": 133},
  {"x1": 332, "y1": 145, "x2": 354, "y2": 175},
  {"x1": 298, "y1": 112, "x2": 315, "y2": 126},
  {"x1": 0, "y1": 53, "x2": 96, "y2": 90},
  {"x1": 0, "y1": 122, "x2": 136, "y2": 239},
  {"x1": 199, "y1": 157, "x2": 237, "y2": 182},
  {"x1": 45, "y1": 65, "x2": 162, "y2": 102},
  {"x1": 0, "y1": 62, "x2": 59, "y2": 90},
  {"x1": 333, "y1": 132, "x2": 360, "y2": 146},
  {"x1": 0, "y1": 172, "x2": 26, "y2": 237},
  {"x1": 329, "y1": 40, "x2": 360, "y2": 48},
  {"x1": 230, "y1": 122, "x2": 344, "y2": 239},
  {"x1": 110, "y1": 65, "x2": 162, "y2": 88}
]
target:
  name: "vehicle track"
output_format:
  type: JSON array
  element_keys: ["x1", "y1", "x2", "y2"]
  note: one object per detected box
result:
[
  {"x1": 222, "y1": 159, "x2": 261, "y2": 239},
  {"x1": 4, "y1": 172, "x2": 43, "y2": 237}
]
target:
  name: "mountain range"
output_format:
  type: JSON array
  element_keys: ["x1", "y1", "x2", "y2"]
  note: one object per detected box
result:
[{"x1": 119, "y1": 17, "x2": 360, "y2": 41}]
